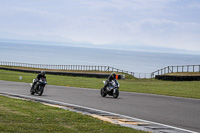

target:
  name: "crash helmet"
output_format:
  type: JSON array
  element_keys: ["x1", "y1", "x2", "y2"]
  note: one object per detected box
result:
[
  {"x1": 112, "y1": 72, "x2": 116, "y2": 78},
  {"x1": 41, "y1": 70, "x2": 46, "y2": 76}
]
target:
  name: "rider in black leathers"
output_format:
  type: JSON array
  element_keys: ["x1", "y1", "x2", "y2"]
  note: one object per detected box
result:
[
  {"x1": 31, "y1": 70, "x2": 46, "y2": 92},
  {"x1": 103, "y1": 72, "x2": 118, "y2": 91}
]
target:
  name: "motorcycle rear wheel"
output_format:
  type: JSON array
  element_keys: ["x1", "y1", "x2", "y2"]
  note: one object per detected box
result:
[
  {"x1": 113, "y1": 89, "x2": 119, "y2": 98},
  {"x1": 100, "y1": 88, "x2": 107, "y2": 97}
]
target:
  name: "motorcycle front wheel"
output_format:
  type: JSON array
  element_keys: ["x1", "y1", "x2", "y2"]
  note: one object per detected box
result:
[
  {"x1": 38, "y1": 86, "x2": 44, "y2": 96},
  {"x1": 100, "y1": 88, "x2": 107, "y2": 97},
  {"x1": 113, "y1": 89, "x2": 119, "y2": 98},
  {"x1": 30, "y1": 87, "x2": 35, "y2": 95}
]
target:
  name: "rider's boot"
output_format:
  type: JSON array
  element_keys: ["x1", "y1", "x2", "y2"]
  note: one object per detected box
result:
[
  {"x1": 103, "y1": 86, "x2": 107, "y2": 92},
  {"x1": 31, "y1": 83, "x2": 35, "y2": 92}
]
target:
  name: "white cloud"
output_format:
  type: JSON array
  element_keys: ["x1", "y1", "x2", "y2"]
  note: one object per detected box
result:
[{"x1": 0, "y1": 0, "x2": 200, "y2": 50}]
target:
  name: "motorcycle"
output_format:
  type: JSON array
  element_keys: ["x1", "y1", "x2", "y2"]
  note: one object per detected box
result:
[
  {"x1": 100, "y1": 80, "x2": 119, "y2": 98},
  {"x1": 30, "y1": 78, "x2": 47, "y2": 96}
]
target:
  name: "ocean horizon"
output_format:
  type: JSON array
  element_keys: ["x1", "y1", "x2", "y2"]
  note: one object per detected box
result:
[{"x1": 1, "y1": 41, "x2": 200, "y2": 78}]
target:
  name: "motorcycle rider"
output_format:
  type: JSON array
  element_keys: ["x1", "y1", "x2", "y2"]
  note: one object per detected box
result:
[
  {"x1": 31, "y1": 70, "x2": 46, "y2": 92},
  {"x1": 103, "y1": 72, "x2": 118, "y2": 91}
]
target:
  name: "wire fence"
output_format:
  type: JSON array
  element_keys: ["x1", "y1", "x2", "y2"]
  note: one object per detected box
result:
[
  {"x1": 134, "y1": 73, "x2": 152, "y2": 79},
  {"x1": 0, "y1": 61, "x2": 139, "y2": 77},
  {"x1": 3, "y1": 62, "x2": 198, "y2": 79}
]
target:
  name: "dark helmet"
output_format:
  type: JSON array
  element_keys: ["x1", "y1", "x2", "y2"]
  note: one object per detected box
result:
[
  {"x1": 112, "y1": 72, "x2": 116, "y2": 78},
  {"x1": 41, "y1": 70, "x2": 46, "y2": 76}
]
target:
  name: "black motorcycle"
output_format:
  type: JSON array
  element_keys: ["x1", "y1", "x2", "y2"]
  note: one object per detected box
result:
[
  {"x1": 101, "y1": 80, "x2": 119, "y2": 98},
  {"x1": 30, "y1": 78, "x2": 47, "y2": 96}
]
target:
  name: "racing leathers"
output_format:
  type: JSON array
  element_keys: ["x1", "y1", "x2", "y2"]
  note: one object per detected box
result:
[
  {"x1": 31, "y1": 73, "x2": 46, "y2": 91},
  {"x1": 103, "y1": 73, "x2": 118, "y2": 91}
]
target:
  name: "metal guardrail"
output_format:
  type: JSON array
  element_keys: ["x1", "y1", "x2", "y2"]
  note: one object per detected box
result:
[
  {"x1": 151, "y1": 65, "x2": 200, "y2": 77},
  {"x1": 0, "y1": 61, "x2": 136, "y2": 77}
]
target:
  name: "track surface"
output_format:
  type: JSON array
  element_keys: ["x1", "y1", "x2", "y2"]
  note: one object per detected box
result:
[{"x1": 0, "y1": 80, "x2": 199, "y2": 132}]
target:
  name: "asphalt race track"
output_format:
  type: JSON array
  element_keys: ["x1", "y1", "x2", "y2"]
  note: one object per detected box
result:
[{"x1": 0, "y1": 80, "x2": 199, "y2": 132}]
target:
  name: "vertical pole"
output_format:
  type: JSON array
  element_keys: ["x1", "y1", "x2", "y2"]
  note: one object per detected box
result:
[
  {"x1": 193, "y1": 65, "x2": 195, "y2": 72},
  {"x1": 168, "y1": 66, "x2": 169, "y2": 73},
  {"x1": 199, "y1": 65, "x2": 200, "y2": 72}
]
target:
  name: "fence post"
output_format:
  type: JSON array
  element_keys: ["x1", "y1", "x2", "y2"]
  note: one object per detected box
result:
[
  {"x1": 193, "y1": 65, "x2": 195, "y2": 72},
  {"x1": 199, "y1": 65, "x2": 200, "y2": 72}
]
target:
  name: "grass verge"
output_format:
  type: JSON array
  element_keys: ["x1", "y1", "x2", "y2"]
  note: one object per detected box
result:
[
  {"x1": 0, "y1": 95, "x2": 143, "y2": 133},
  {"x1": 164, "y1": 72, "x2": 200, "y2": 76},
  {"x1": 0, "y1": 69, "x2": 200, "y2": 99}
]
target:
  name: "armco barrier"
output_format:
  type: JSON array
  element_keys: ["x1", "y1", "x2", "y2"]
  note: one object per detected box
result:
[
  {"x1": 155, "y1": 75, "x2": 200, "y2": 81},
  {"x1": 0, "y1": 67, "x2": 125, "y2": 79}
]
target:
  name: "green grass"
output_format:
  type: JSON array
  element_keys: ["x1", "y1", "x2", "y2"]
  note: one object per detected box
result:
[
  {"x1": 0, "y1": 95, "x2": 142, "y2": 133},
  {"x1": 164, "y1": 72, "x2": 200, "y2": 76},
  {"x1": 0, "y1": 65, "x2": 134, "y2": 79},
  {"x1": 0, "y1": 69, "x2": 200, "y2": 99},
  {"x1": 120, "y1": 79, "x2": 200, "y2": 99}
]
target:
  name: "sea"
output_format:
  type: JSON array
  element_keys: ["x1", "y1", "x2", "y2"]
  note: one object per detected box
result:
[{"x1": 0, "y1": 41, "x2": 200, "y2": 78}]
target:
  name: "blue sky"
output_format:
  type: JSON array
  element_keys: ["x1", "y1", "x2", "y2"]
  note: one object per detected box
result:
[{"x1": 0, "y1": 0, "x2": 200, "y2": 51}]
